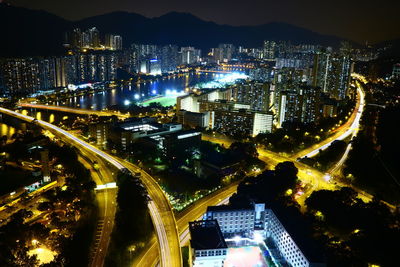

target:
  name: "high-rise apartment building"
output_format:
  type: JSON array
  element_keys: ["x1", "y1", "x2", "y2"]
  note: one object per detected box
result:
[
  {"x1": 160, "y1": 45, "x2": 179, "y2": 72},
  {"x1": 88, "y1": 27, "x2": 100, "y2": 48},
  {"x1": 213, "y1": 44, "x2": 235, "y2": 63},
  {"x1": 312, "y1": 51, "x2": 351, "y2": 100},
  {"x1": 105, "y1": 34, "x2": 123, "y2": 50},
  {"x1": 180, "y1": 47, "x2": 201, "y2": 65},
  {"x1": 263, "y1": 40, "x2": 277, "y2": 60},
  {"x1": 0, "y1": 57, "x2": 68, "y2": 96},
  {"x1": 392, "y1": 63, "x2": 400, "y2": 79},
  {"x1": 277, "y1": 85, "x2": 321, "y2": 127},
  {"x1": 211, "y1": 109, "x2": 273, "y2": 137},
  {"x1": 233, "y1": 81, "x2": 271, "y2": 112}
]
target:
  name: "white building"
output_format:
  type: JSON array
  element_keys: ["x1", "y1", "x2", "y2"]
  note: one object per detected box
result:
[
  {"x1": 200, "y1": 203, "x2": 326, "y2": 267},
  {"x1": 189, "y1": 220, "x2": 228, "y2": 267},
  {"x1": 204, "y1": 203, "x2": 265, "y2": 238},
  {"x1": 265, "y1": 209, "x2": 326, "y2": 267},
  {"x1": 253, "y1": 112, "x2": 273, "y2": 135}
]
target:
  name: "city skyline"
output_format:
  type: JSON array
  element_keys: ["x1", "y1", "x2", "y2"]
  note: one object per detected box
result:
[
  {"x1": 0, "y1": 1, "x2": 399, "y2": 267},
  {"x1": 8, "y1": 0, "x2": 400, "y2": 44}
]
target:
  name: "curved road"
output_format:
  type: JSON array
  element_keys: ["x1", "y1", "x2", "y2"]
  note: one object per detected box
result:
[
  {"x1": 292, "y1": 85, "x2": 365, "y2": 159},
  {"x1": 133, "y1": 182, "x2": 239, "y2": 266},
  {"x1": 0, "y1": 107, "x2": 182, "y2": 267}
]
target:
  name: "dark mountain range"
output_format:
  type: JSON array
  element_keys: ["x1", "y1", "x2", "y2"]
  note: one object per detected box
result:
[
  {"x1": 77, "y1": 11, "x2": 347, "y2": 50},
  {"x1": 0, "y1": 3, "x2": 71, "y2": 57},
  {"x1": 375, "y1": 39, "x2": 400, "y2": 58},
  {"x1": 1, "y1": 3, "x2": 354, "y2": 57}
]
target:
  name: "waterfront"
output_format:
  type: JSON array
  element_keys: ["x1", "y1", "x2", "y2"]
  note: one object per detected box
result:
[{"x1": 53, "y1": 73, "x2": 219, "y2": 111}]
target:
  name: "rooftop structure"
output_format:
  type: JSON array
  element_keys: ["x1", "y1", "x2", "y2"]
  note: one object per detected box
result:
[
  {"x1": 189, "y1": 220, "x2": 228, "y2": 267},
  {"x1": 189, "y1": 220, "x2": 228, "y2": 250}
]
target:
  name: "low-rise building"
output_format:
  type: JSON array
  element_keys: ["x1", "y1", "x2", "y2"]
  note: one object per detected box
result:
[
  {"x1": 189, "y1": 220, "x2": 228, "y2": 267},
  {"x1": 177, "y1": 110, "x2": 210, "y2": 129},
  {"x1": 193, "y1": 157, "x2": 240, "y2": 178},
  {"x1": 212, "y1": 109, "x2": 273, "y2": 137},
  {"x1": 204, "y1": 203, "x2": 265, "y2": 239},
  {"x1": 108, "y1": 118, "x2": 182, "y2": 150},
  {"x1": 204, "y1": 206, "x2": 256, "y2": 238},
  {"x1": 198, "y1": 203, "x2": 325, "y2": 267},
  {"x1": 144, "y1": 129, "x2": 201, "y2": 158}
]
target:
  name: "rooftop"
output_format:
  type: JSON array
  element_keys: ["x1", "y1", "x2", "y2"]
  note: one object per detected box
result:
[
  {"x1": 189, "y1": 220, "x2": 227, "y2": 250},
  {"x1": 207, "y1": 205, "x2": 254, "y2": 213}
]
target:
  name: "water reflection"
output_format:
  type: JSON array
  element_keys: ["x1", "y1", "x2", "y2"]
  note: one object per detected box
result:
[{"x1": 60, "y1": 73, "x2": 216, "y2": 110}]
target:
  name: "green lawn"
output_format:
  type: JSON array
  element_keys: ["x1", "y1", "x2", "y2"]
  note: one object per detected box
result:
[{"x1": 141, "y1": 96, "x2": 177, "y2": 107}]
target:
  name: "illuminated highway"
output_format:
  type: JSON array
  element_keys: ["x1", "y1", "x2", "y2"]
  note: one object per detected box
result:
[
  {"x1": 3, "y1": 78, "x2": 368, "y2": 267},
  {"x1": 292, "y1": 84, "x2": 365, "y2": 160},
  {"x1": 18, "y1": 103, "x2": 130, "y2": 119},
  {"x1": 0, "y1": 107, "x2": 182, "y2": 267},
  {"x1": 134, "y1": 182, "x2": 239, "y2": 267},
  {"x1": 78, "y1": 153, "x2": 117, "y2": 267},
  {"x1": 133, "y1": 81, "x2": 370, "y2": 266},
  {"x1": 119, "y1": 160, "x2": 182, "y2": 267},
  {"x1": 202, "y1": 82, "x2": 371, "y2": 203}
]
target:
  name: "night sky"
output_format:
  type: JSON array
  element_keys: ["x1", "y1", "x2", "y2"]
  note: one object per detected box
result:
[{"x1": 8, "y1": 0, "x2": 400, "y2": 44}]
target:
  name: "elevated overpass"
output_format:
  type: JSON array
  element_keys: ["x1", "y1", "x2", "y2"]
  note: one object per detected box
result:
[
  {"x1": 0, "y1": 107, "x2": 182, "y2": 267},
  {"x1": 18, "y1": 103, "x2": 130, "y2": 120}
]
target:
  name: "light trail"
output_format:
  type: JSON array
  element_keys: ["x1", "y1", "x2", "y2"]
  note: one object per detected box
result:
[
  {"x1": 0, "y1": 107, "x2": 181, "y2": 267},
  {"x1": 18, "y1": 103, "x2": 130, "y2": 119},
  {"x1": 298, "y1": 85, "x2": 365, "y2": 159}
]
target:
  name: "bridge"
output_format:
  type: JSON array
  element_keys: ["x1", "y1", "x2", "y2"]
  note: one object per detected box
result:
[{"x1": 18, "y1": 103, "x2": 131, "y2": 119}]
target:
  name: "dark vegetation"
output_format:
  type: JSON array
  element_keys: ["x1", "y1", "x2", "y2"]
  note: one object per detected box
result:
[
  {"x1": 344, "y1": 104, "x2": 400, "y2": 204},
  {"x1": 229, "y1": 161, "x2": 399, "y2": 266},
  {"x1": 306, "y1": 189, "x2": 399, "y2": 266},
  {"x1": 106, "y1": 171, "x2": 152, "y2": 266},
  {"x1": 132, "y1": 140, "x2": 265, "y2": 198},
  {"x1": 0, "y1": 166, "x2": 34, "y2": 196},
  {"x1": 300, "y1": 140, "x2": 347, "y2": 172},
  {"x1": 0, "y1": 140, "x2": 97, "y2": 267}
]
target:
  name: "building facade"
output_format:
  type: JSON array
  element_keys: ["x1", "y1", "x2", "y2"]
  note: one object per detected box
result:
[{"x1": 189, "y1": 220, "x2": 228, "y2": 267}]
